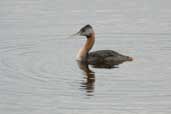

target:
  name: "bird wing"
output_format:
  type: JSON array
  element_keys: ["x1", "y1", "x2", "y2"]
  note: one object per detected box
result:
[
  {"x1": 89, "y1": 50, "x2": 120, "y2": 58},
  {"x1": 88, "y1": 50, "x2": 121, "y2": 64}
]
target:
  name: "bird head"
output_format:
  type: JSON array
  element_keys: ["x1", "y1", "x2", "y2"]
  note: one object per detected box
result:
[{"x1": 76, "y1": 24, "x2": 95, "y2": 38}]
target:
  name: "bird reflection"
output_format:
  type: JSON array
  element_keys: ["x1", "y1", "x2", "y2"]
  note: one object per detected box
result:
[
  {"x1": 77, "y1": 60, "x2": 124, "y2": 96},
  {"x1": 77, "y1": 61, "x2": 95, "y2": 95}
]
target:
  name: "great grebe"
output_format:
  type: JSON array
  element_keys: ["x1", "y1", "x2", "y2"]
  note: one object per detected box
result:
[{"x1": 75, "y1": 24, "x2": 133, "y2": 68}]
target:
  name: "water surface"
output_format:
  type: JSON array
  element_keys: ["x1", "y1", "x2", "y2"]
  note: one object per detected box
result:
[{"x1": 0, "y1": 0, "x2": 171, "y2": 114}]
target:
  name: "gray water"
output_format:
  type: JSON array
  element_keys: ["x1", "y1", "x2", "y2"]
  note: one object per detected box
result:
[{"x1": 0, "y1": 0, "x2": 171, "y2": 114}]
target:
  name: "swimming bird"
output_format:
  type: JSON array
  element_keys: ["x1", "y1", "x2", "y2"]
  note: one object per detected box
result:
[{"x1": 75, "y1": 24, "x2": 133, "y2": 68}]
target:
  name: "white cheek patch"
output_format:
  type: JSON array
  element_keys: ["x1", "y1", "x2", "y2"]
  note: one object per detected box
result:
[{"x1": 82, "y1": 28, "x2": 94, "y2": 36}]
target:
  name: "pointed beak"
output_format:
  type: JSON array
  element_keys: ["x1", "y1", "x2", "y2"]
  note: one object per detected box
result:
[
  {"x1": 70, "y1": 31, "x2": 80, "y2": 37},
  {"x1": 66, "y1": 31, "x2": 81, "y2": 39}
]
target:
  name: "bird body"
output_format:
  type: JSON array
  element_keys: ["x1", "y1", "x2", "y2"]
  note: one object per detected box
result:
[
  {"x1": 88, "y1": 50, "x2": 132, "y2": 68},
  {"x1": 75, "y1": 25, "x2": 133, "y2": 68}
]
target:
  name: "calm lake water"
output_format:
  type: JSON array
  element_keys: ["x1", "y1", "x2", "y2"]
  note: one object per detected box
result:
[{"x1": 0, "y1": 0, "x2": 171, "y2": 114}]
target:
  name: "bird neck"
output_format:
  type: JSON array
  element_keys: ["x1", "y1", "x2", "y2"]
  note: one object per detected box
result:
[
  {"x1": 76, "y1": 36, "x2": 95, "y2": 61},
  {"x1": 84, "y1": 36, "x2": 95, "y2": 51}
]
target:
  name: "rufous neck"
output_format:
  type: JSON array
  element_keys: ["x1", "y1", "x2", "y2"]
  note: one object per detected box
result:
[
  {"x1": 76, "y1": 36, "x2": 95, "y2": 61},
  {"x1": 84, "y1": 36, "x2": 95, "y2": 51}
]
